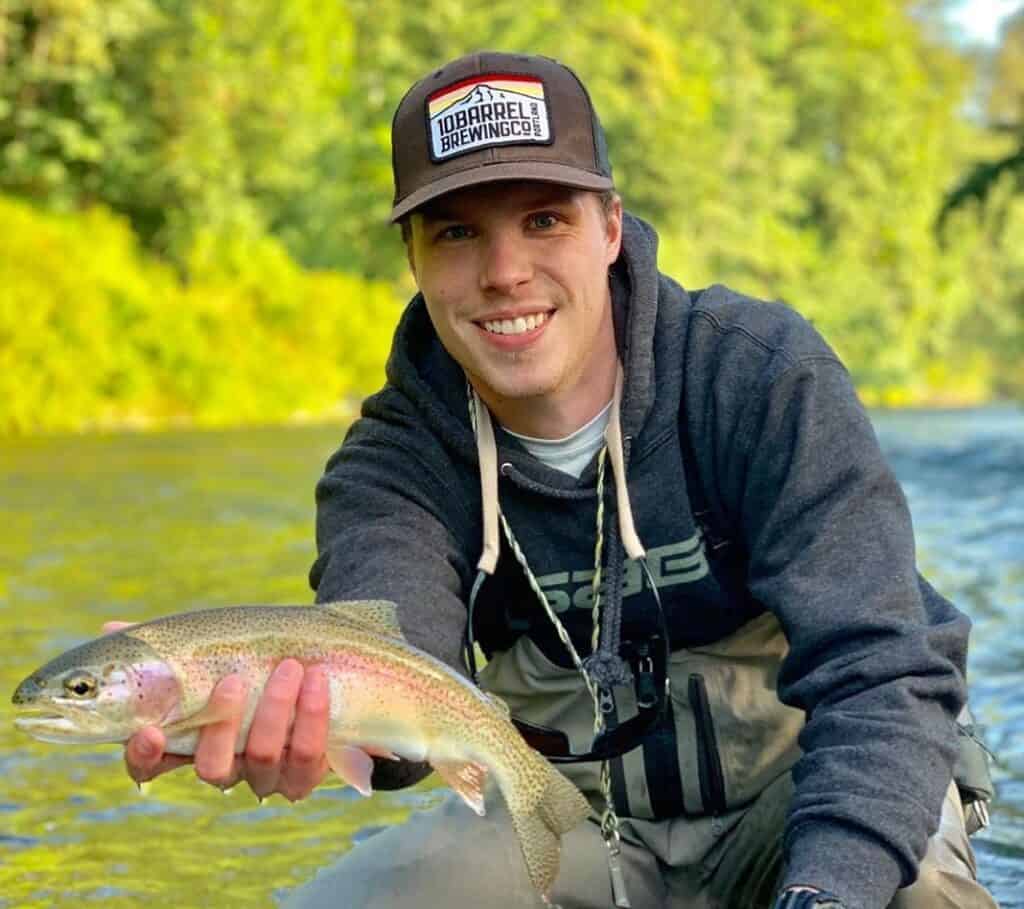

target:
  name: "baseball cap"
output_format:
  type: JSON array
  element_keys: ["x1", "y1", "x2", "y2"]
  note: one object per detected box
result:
[{"x1": 389, "y1": 51, "x2": 614, "y2": 222}]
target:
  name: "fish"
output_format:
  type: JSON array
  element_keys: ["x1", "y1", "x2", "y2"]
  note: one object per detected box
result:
[{"x1": 11, "y1": 600, "x2": 592, "y2": 901}]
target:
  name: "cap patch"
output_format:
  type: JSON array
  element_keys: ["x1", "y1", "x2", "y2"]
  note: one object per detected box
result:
[{"x1": 426, "y1": 74, "x2": 551, "y2": 162}]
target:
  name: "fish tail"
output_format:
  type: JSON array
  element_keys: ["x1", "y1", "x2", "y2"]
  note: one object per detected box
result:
[{"x1": 509, "y1": 765, "x2": 592, "y2": 897}]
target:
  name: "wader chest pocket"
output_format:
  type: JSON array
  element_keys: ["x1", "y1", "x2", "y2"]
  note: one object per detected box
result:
[
  {"x1": 669, "y1": 614, "x2": 805, "y2": 817},
  {"x1": 689, "y1": 674, "x2": 728, "y2": 815}
]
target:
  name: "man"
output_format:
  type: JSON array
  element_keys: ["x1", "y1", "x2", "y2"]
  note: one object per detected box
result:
[{"x1": 122, "y1": 52, "x2": 997, "y2": 909}]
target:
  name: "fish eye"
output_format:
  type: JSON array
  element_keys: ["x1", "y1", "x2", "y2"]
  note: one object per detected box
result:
[{"x1": 63, "y1": 673, "x2": 98, "y2": 698}]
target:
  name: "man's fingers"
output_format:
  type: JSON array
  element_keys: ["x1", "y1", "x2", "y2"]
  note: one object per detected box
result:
[
  {"x1": 278, "y1": 664, "x2": 331, "y2": 800},
  {"x1": 289, "y1": 665, "x2": 330, "y2": 767},
  {"x1": 277, "y1": 753, "x2": 330, "y2": 803},
  {"x1": 124, "y1": 726, "x2": 193, "y2": 783},
  {"x1": 128, "y1": 751, "x2": 194, "y2": 784},
  {"x1": 243, "y1": 659, "x2": 304, "y2": 797},
  {"x1": 103, "y1": 621, "x2": 137, "y2": 634},
  {"x1": 124, "y1": 726, "x2": 170, "y2": 782},
  {"x1": 193, "y1": 675, "x2": 248, "y2": 786}
]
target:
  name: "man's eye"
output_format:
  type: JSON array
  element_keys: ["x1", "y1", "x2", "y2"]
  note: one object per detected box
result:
[
  {"x1": 438, "y1": 225, "x2": 472, "y2": 241},
  {"x1": 530, "y1": 213, "x2": 558, "y2": 229}
]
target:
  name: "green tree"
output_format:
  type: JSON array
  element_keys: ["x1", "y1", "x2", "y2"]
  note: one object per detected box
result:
[
  {"x1": 1, "y1": 0, "x2": 353, "y2": 259},
  {"x1": 939, "y1": 10, "x2": 1024, "y2": 226}
]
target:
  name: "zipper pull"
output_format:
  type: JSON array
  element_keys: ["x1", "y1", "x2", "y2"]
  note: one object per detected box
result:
[{"x1": 606, "y1": 841, "x2": 631, "y2": 908}]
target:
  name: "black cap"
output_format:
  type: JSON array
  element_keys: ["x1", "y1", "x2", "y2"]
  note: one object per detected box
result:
[{"x1": 390, "y1": 51, "x2": 613, "y2": 222}]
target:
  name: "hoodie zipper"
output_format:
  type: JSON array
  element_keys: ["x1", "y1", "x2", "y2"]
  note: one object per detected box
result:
[{"x1": 688, "y1": 674, "x2": 727, "y2": 815}]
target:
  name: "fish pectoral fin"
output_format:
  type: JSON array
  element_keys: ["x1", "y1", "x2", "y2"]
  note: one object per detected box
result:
[
  {"x1": 433, "y1": 760, "x2": 488, "y2": 817},
  {"x1": 161, "y1": 697, "x2": 239, "y2": 736},
  {"x1": 325, "y1": 743, "x2": 375, "y2": 797}
]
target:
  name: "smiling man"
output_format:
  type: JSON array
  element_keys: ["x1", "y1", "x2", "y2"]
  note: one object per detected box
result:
[{"x1": 123, "y1": 52, "x2": 998, "y2": 909}]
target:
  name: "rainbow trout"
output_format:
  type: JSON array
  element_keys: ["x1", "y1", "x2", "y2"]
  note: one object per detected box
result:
[{"x1": 11, "y1": 600, "x2": 591, "y2": 900}]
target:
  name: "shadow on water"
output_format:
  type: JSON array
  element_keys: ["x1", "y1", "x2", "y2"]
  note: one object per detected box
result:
[{"x1": 1, "y1": 410, "x2": 1022, "y2": 905}]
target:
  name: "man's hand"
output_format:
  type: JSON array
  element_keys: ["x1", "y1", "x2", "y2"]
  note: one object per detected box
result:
[{"x1": 106, "y1": 622, "x2": 331, "y2": 801}]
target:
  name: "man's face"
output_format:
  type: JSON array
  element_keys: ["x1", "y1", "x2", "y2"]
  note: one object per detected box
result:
[{"x1": 407, "y1": 182, "x2": 623, "y2": 435}]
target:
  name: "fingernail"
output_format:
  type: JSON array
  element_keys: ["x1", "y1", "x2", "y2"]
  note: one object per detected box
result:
[{"x1": 276, "y1": 660, "x2": 300, "y2": 683}]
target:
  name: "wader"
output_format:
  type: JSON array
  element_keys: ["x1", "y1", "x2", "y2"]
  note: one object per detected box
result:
[{"x1": 284, "y1": 616, "x2": 997, "y2": 908}]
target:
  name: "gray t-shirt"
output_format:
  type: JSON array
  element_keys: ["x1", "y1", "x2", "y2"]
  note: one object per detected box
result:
[{"x1": 502, "y1": 400, "x2": 612, "y2": 479}]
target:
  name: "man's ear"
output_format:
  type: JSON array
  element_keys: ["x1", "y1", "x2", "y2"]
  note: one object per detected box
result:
[{"x1": 604, "y1": 195, "x2": 624, "y2": 266}]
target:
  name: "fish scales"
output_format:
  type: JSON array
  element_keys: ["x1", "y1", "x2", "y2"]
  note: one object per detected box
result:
[{"x1": 12, "y1": 601, "x2": 592, "y2": 901}]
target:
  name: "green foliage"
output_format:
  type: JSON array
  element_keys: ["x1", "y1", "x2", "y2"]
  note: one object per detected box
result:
[
  {"x1": 1, "y1": 0, "x2": 1022, "y2": 433},
  {"x1": 0, "y1": 195, "x2": 399, "y2": 433},
  {"x1": 1, "y1": 0, "x2": 353, "y2": 257},
  {"x1": 279, "y1": 0, "x2": 1024, "y2": 403},
  {"x1": 935, "y1": 9, "x2": 1024, "y2": 400}
]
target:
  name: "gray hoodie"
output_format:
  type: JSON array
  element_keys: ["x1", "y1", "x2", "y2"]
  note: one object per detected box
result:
[{"x1": 311, "y1": 212, "x2": 970, "y2": 909}]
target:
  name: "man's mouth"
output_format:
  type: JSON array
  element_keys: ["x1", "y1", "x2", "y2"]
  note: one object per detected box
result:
[{"x1": 479, "y1": 311, "x2": 551, "y2": 336}]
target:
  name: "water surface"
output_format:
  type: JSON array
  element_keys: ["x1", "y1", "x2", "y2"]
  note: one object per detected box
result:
[{"x1": 1, "y1": 410, "x2": 1021, "y2": 905}]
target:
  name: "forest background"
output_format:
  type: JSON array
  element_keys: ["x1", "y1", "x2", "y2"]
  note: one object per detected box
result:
[{"x1": 2, "y1": 0, "x2": 1023, "y2": 434}]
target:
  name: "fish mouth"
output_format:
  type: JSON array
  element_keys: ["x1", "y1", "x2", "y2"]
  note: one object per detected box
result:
[
  {"x1": 15, "y1": 712, "x2": 75, "y2": 731},
  {"x1": 13, "y1": 706, "x2": 117, "y2": 745}
]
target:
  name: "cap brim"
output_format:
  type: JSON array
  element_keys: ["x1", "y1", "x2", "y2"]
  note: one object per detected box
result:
[{"x1": 389, "y1": 162, "x2": 613, "y2": 222}]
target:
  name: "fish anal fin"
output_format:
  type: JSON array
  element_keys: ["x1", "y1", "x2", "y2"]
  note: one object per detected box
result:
[
  {"x1": 325, "y1": 743, "x2": 375, "y2": 797},
  {"x1": 319, "y1": 600, "x2": 404, "y2": 639},
  {"x1": 433, "y1": 760, "x2": 488, "y2": 817}
]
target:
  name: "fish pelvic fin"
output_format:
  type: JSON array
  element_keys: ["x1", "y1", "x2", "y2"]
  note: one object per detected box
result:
[
  {"x1": 509, "y1": 766, "x2": 592, "y2": 898},
  {"x1": 325, "y1": 743, "x2": 375, "y2": 797},
  {"x1": 433, "y1": 759, "x2": 488, "y2": 816},
  {"x1": 318, "y1": 600, "x2": 404, "y2": 640}
]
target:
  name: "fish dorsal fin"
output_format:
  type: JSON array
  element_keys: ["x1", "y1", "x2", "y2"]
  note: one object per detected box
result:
[{"x1": 319, "y1": 600, "x2": 404, "y2": 639}]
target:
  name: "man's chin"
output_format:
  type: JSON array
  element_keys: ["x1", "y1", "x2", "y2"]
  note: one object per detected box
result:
[{"x1": 467, "y1": 371, "x2": 556, "y2": 407}]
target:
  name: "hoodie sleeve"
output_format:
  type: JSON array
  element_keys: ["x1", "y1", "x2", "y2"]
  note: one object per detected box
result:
[
  {"x1": 702, "y1": 309, "x2": 969, "y2": 909},
  {"x1": 309, "y1": 411, "x2": 474, "y2": 674}
]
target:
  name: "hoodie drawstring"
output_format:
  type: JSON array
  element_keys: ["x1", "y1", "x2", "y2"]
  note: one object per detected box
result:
[{"x1": 467, "y1": 365, "x2": 639, "y2": 908}]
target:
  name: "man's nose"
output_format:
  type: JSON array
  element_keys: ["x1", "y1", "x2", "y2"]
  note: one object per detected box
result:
[{"x1": 479, "y1": 231, "x2": 532, "y2": 293}]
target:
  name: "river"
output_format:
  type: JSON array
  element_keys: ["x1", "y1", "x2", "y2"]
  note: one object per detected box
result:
[{"x1": 1, "y1": 408, "x2": 1021, "y2": 906}]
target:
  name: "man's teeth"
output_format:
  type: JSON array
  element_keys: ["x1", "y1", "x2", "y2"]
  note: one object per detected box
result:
[{"x1": 482, "y1": 312, "x2": 549, "y2": 335}]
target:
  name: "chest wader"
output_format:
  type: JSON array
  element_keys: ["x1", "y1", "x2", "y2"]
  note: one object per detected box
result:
[
  {"x1": 480, "y1": 612, "x2": 805, "y2": 821},
  {"x1": 464, "y1": 367, "x2": 995, "y2": 906}
]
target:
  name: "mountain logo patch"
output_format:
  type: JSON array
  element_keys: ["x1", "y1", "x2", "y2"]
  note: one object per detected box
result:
[{"x1": 426, "y1": 75, "x2": 552, "y2": 161}]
